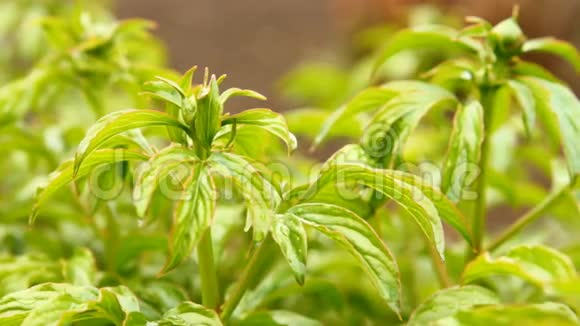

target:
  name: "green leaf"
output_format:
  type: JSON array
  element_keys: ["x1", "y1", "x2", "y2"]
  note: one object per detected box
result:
[
  {"x1": 287, "y1": 203, "x2": 401, "y2": 316},
  {"x1": 284, "y1": 108, "x2": 363, "y2": 140},
  {"x1": 519, "y1": 77, "x2": 580, "y2": 176},
  {"x1": 271, "y1": 213, "x2": 308, "y2": 285},
  {"x1": 0, "y1": 255, "x2": 61, "y2": 297},
  {"x1": 32, "y1": 149, "x2": 148, "y2": 223},
  {"x1": 452, "y1": 302, "x2": 579, "y2": 326},
  {"x1": 441, "y1": 100, "x2": 484, "y2": 202},
  {"x1": 220, "y1": 88, "x2": 267, "y2": 104},
  {"x1": 313, "y1": 87, "x2": 398, "y2": 147},
  {"x1": 142, "y1": 80, "x2": 183, "y2": 107},
  {"x1": 163, "y1": 163, "x2": 217, "y2": 272},
  {"x1": 133, "y1": 145, "x2": 199, "y2": 217},
  {"x1": 158, "y1": 302, "x2": 222, "y2": 326},
  {"x1": 209, "y1": 152, "x2": 280, "y2": 242},
  {"x1": 306, "y1": 162, "x2": 473, "y2": 256},
  {"x1": 74, "y1": 109, "x2": 189, "y2": 175},
  {"x1": 359, "y1": 81, "x2": 456, "y2": 166},
  {"x1": 61, "y1": 248, "x2": 97, "y2": 286},
  {"x1": 512, "y1": 60, "x2": 560, "y2": 82},
  {"x1": 180, "y1": 66, "x2": 198, "y2": 93},
  {"x1": 0, "y1": 283, "x2": 140, "y2": 326},
  {"x1": 62, "y1": 286, "x2": 140, "y2": 325},
  {"x1": 507, "y1": 79, "x2": 536, "y2": 137},
  {"x1": 408, "y1": 285, "x2": 500, "y2": 325},
  {"x1": 523, "y1": 37, "x2": 580, "y2": 73},
  {"x1": 233, "y1": 310, "x2": 322, "y2": 326},
  {"x1": 195, "y1": 75, "x2": 223, "y2": 150},
  {"x1": 462, "y1": 245, "x2": 577, "y2": 287},
  {"x1": 221, "y1": 108, "x2": 297, "y2": 153},
  {"x1": 374, "y1": 25, "x2": 475, "y2": 72}
]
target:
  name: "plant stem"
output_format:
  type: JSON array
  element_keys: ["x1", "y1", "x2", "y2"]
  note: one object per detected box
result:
[
  {"x1": 197, "y1": 228, "x2": 221, "y2": 310},
  {"x1": 429, "y1": 245, "x2": 451, "y2": 288},
  {"x1": 220, "y1": 236, "x2": 273, "y2": 322},
  {"x1": 470, "y1": 86, "x2": 496, "y2": 257},
  {"x1": 488, "y1": 185, "x2": 570, "y2": 252}
]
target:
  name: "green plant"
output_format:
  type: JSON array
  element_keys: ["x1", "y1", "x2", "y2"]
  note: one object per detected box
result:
[{"x1": 1, "y1": 4, "x2": 579, "y2": 326}]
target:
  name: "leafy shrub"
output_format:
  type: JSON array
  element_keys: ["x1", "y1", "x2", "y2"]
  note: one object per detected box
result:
[{"x1": 1, "y1": 4, "x2": 579, "y2": 326}]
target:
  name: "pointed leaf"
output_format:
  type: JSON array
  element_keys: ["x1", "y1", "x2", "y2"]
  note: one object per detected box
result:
[
  {"x1": 209, "y1": 152, "x2": 279, "y2": 241},
  {"x1": 305, "y1": 163, "x2": 473, "y2": 256},
  {"x1": 408, "y1": 285, "x2": 500, "y2": 325},
  {"x1": 158, "y1": 302, "x2": 222, "y2": 326},
  {"x1": 32, "y1": 149, "x2": 148, "y2": 223},
  {"x1": 220, "y1": 88, "x2": 267, "y2": 104},
  {"x1": 441, "y1": 100, "x2": 484, "y2": 202},
  {"x1": 462, "y1": 245, "x2": 577, "y2": 286},
  {"x1": 360, "y1": 81, "x2": 457, "y2": 165},
  {"x1": 507, "y1": 79, "x2": 536, "y2": 137},
  {"x1": 180, "y1": 66, "x2": 198, "y2": 93},
  {"x1": 374, "y1": 25, "x2": 476, "y2": 72},
  {"x1": 314, "y1": 87, "x2": 398, "y2": 147},
  {"x1": 519, "y1": 77, "x2": 580, "y2": 176},
  {"x1": 234, "y1": 310, "x2": 322, "y2": 326},
  {"x1": 285, "y1": 108, "x2": 363, "y2": 140},
  {"x1": 163, "y1": 164, "x2": 217, "y2": 272},
  {"x1": 221, "y1": 108, "x2": 297, "y2": 153},
  {"x1": 74, "y1": 110, "x2": 189, "y2": 175},
  {"x1": 523, "y1": 37, "x2": 580, "y2": 73},
  {"x1": 142, "y1": 80, "x2": 183, "y2": 107},
  {"x1": 133, "y1": 145, "x2": 199, "y2": 217},
  {"x1": 271, "y1": 214, "x2": 308, "y2": 285},
  {"x1": 195, "y1": 76, "x2": 223, "y2": 150},
  {"x1": 0, "y1": 283, "x2": 139, "y2": 326},
  {"x1": 453, "y1": 302, "x2": 579, "y2": 326},
  {"x1": 288, "y1": 203, "x2": 401, "y2": 316}
]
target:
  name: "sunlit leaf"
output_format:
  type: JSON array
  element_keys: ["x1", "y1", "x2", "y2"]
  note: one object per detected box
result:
[
  {"x1": 452, "y1": 302, "x2": 579, "y2": 326},
  {"x1": 220, "y1": 88, "x2": 267, "y2": 104},
  {"x1": 441, "y1": 100, "x2": 484, "y2": 202},
  {"x1": 462, "y1": 245, "x2": 577, "y2": 287},
  {"x1": 158, "y1": 302, "x2": 222, "y2": 326},
  {"x1": 209, "y1": 152, "x2": 279, "y2": 242},
  {"x1": 163, "y1": 164, "x2": 217, "y2": 272},
  {"x1": 133, "y1": 145, "x2": 199, "y2": 217},
  {"x1": 284, "y1": 108, "x2": 363, "y2": 140},
  {"x1": 507, "y1": 79, "x2": 536, "y2": 137},
  {"x1": 61, "y1": 248, "x2": 96, "y2": 286},
  {"x1": 313, "y1": 87, "x2": 398, "y2": 147},
  {"x1": 408, "y1": 285, "x2": 500, "y2": 325},
  {"x1": 271, "y1": 213, "x2": 308, "y2": 285},
  {"x1": 221, "y1": 108, "x2": 297, "y2": 153},
  {"x1": 195, "y1": 76, "x2": 223, "y2": 150},
  {"x1": 142, "y1": 80, "x2": 183, "y2": 107},
  {"x1": 523, "y1": 37, "x2": 580, "y2": 73},
  {"x1": 305, "y1": 162, "x2": 473, "y2": 256},
  {"x1": 0, "y1": 256, "x2": 61, "y2": 297},
  {"x1": 32, "y1": 149, "x2": 148, "y2": 223},
  {"x1": 360, "y1": 81, "x2": 457, "y2": 166},
  {"x1": 0, "y1": 283, "x2": 140, "y2": 326},
  {"x1": 74, "y1": 109, "x2": 189, "y2": 175},
  {"x1": 374, "y1": 25, "x2": 476, "y2": 72},
  {"x1": 234, "y1": 310, "x2": 322, "y2": 326},
  {"x1": 287, "y1": 203, "x2": 401, "y2": 316},
  {"x1": 519, "y1": 77, "x2": 580, "y2": 176}
]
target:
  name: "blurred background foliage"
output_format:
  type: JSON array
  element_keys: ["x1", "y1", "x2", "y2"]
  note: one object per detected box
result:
[{"x1": 0, "y1": 0, "x2": 578, "y2": 324}]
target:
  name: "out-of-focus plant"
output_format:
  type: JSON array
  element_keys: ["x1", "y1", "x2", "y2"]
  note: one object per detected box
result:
[
  {"x1": 0, "y1": 3, "x2": 579, "y2": 326},
  {"x1": 279, "y1": 5, "x2": 462, "y2": 142}
]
